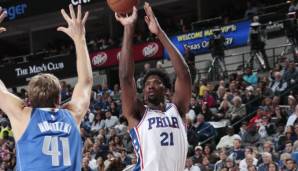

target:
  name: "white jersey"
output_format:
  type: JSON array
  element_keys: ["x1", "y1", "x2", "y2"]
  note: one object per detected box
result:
[{"x1": 129, "y1": 103, "x2": 188, "y2": 171}]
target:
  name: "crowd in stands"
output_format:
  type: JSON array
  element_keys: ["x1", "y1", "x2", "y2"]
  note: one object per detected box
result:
[{"x1": 0, "y1": 56, "x2": 298, "y2": 171}]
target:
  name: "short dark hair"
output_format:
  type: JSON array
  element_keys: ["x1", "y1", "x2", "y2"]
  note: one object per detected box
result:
[{"x1": 143, "y1": 69, "x2": 171, "y2": 89}]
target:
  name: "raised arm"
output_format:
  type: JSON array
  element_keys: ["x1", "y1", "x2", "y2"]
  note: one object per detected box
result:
[
  {"x1": 144, "y1": 2, "x2": 191, "y2": 118},
  {"x1": 58, "y1": 5, "x2": 93, "y2": 124},
  {"x1": 115, "y1": 8, "x2": 145, "y2": 128}
]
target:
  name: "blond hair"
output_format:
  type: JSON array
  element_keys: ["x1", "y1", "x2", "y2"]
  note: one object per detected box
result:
[{"x1": 28, "y1": 73, "x2": 61, "y2": 108}]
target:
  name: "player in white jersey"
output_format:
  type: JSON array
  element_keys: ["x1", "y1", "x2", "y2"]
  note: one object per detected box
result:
[{"x1": 115, "y1": 2, "x2": 192, "y2": 171}]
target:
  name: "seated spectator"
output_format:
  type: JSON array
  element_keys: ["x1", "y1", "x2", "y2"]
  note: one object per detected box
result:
[
  {"x1": 120, "y1": 150, "x2": 131, "y2": 166},
  {"x1": 239, "y1": 152, "x2": 258, "y2": 171},
  {"x1": 203, "y1": 144, "x2": 219, "y2": 164},
  {"x1": 199, "y1": 102, "x2": 213, "y2": 121},
  {"x1": 292, "y1": 141, "x2": 298, "y2": 164},
  {"x1": 279, "y1": 153, "x2": 292, "y2": 171},
  {"x1": 285, "y1": 159, "x2": 298, "y2": 171},
  {"x1": 192, "y1": 145, "x2": 204, "y2": 164},
  {"x1": 91, "y1": 110, "x2": 105, "y2": 133},
  {"x1": 242, "y1": 125, "x2": 261, "y2": 146},
  {"x1": 194, "y1": 114, "x2": 216, "y2": 143},
  {"x1": 226, "y1": 96, "x2": 247, "y2": 123},
  {"x1": 271, "y1": 105, "x2": 287, "y2": 125},
  {"x1": 216, "y1": 86, "x2": 226, "y2": 105},
  {"x1": 229, "y1": 138, "x2": 245, "y2": 163},
  {"x1": 286, "y1": 104, "x2": 298, "y2": 129},
  {"x1": 269, "y1": 71, "x2": 287, "y2": 96},
  {"x1": 285, "y1": 95, "x2": 297, "y2": 116},
  {"x1": 225, "y1": 157, "x2": 237, "y2": 171},
  {"x1": 257, "y1": 152, "x2": 278, "y2": 171},
  {"x1": 260, "y1": 141, "x2": 279, "y2": 162},
  {"x1": 200, "y1": 156, "x2": 214, "y2": 171},
  {"x1": 217, "y1": 100, "x2": 232, "y2": 121},
  {"x1": 216, "y1": 126, "x2": 241, "y2": 150},
  {"x1": 283, "y1": 141, "x2": 294, "y2": 154},
  {"x1": 202, "y1": 88, "x2": 216, "y2": 108},
  {"x1": 283, "y1": 60, "x2": 298, "y2": 88},
  {"x1": 184, "y1": 157, "x2": 201, "y2": 171},
  {"x1": 214, "y1": 149, "x2": 228, "y2": 171},
  {"x1": 243, "y1": 66, "x2": 258, "y2": 86},
  {"x1": 104, "y1": 111, "x2": 119, "y2": 129}
]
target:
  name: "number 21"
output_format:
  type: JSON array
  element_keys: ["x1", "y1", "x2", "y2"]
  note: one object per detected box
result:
[{"x1": 160, "y1": 132, "x2": 174, "y2": 146}]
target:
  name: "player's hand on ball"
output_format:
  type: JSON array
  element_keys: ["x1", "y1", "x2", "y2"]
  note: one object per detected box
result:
[
  {"x1": 144, "y1": 2, "x2": 161, "y2": 36},
  {"x1": 115, "y1": 6, "x2": 138, "y2": 26},
  {"x1": 57, "y1": 4, "x2": 89, "y2": 42},
  {"x1": 0, "y1": 7, "x2": 7, "y2": 33}
]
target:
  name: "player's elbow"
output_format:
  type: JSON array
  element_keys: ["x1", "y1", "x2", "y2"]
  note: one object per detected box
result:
[{"x1": 79, "y1": 77, "x2": 93, "y2": 87}]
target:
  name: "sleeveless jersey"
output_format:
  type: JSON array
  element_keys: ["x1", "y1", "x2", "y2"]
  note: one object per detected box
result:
[
  {"x1": 129, "y1": 103, "x2": 188, "y2": 171},
  {"x1": 16, "y1": 108, "x2": 82, "y2": 171}
]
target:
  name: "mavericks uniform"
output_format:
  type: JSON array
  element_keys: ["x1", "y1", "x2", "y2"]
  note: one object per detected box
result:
[
  {"x1": 16, "y1": 108, "x2": 82, "y2": 171},
  {"x1": 130, "y1": 103, "x2": 188, "y2": 171}
]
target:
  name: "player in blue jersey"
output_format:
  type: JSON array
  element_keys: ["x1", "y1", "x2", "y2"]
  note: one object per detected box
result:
[
  {"x1": 116, "y1": 2, "x2": 192, "y2": 171},
  {"x1": 0, "y1": 5, "x2": 92, "y2": 171}
]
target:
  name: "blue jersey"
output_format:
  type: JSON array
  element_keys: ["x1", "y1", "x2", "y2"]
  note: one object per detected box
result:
[{"x1": 16, "y1": 108, "x2": 82, "y2": 171}]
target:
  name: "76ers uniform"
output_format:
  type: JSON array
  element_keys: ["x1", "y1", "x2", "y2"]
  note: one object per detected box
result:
[{"x1": 130, "y1": 103, "x2": 188, "y2": 171}]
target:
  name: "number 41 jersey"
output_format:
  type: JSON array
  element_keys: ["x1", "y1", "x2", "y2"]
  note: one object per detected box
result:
[
  {"x1": 16, "y1": 108, "x2": 82, "y2": 171},
  {"x1": 129, "y1": 103, "x2": 188, "y2": 171}
]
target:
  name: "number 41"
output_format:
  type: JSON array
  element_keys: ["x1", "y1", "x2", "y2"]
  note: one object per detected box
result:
[{"x1": 42, "y1": 136, "x2": 71, "y2": 166}]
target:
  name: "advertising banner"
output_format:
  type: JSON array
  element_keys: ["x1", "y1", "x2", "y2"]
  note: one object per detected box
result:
[
  {"x1": 2, "y1": 0, "x2": 98, "y2": 21},
  {"x1": 90, "y1": 41, "x2": 163, "y2": 68},
  {"x1": 164, "y1": 20, "x2": 251, "y2": 59},
  {"x1": 0, "y1": 54, "x2": 77, "y2": 87}
]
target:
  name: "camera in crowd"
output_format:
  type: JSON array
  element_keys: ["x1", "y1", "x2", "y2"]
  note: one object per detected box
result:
[
  {"x1": 249, "y1": 22, "x2": 265, "y2": 50},
  {"x1": 209, "y1": 27, "x2": 225, "y2": 56},
  {"x1": 284, "y1": 12, "x2": 298, "y2": 45}
]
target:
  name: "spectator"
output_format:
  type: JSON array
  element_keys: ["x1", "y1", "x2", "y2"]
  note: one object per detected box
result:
[
  {"x1": 91, "y1": 110, "x2": 105, "y2": 133},
  {"x1": 257, "y1": 152, "x2": 278, "y2": 171},
  {"x1": 184, "y1": 157, "x2": 201, "y2": 171},
  {"x1": 203, "y1": 144, "x2": 219, "y2": 164},
  {"x1": 229, "y1": 138, "x2": 245, "y2": 163},
  {"x1": 239, "y1": 152, "x2": 258, "y2": 171},
  {"x1": 217, "y1": 100, "x2": 232, "y2": 121},
  {"x1": 279, "y1": 153, "x2": 292, "y2": 171},
  {"x1": 216, "y1": 126, "x2": 241, "y2": 150},
  {"x1": 292, "y1": 141, "x2": 298, "y2": 164},
  {"x1": 200, "y1": 156, "x2": 214, "y2": 170},
  {"x1": 214, "y1": 149, "x2": 228, "y2": 171},
  {"x1": 192, "y1": 145, "x2": 204, "y2": 164},
  {"x1": 269, "y1": 71, "x2": 287, "y2": 96},
  {"x1": 286, "y1": 105, "x2": 298, "y2": 128},
  {"x1": 104, "y1": 111, "x2": 119, "y2": 129},
  {"x1": 194, "y1": 114, "x2": 216, "y2": 143},
  {"x1": 226, "y1": 96, "x2": 247, "y2": 123},
  {"x1": 242, "y1": 125, "x2": 261, "y2": 146},
  {"x1": 243, "y1": 66, "x2": 258, "y2": 86},
  {"x1": 286, "y1": 159, "x2": 298, "y2": 171}
]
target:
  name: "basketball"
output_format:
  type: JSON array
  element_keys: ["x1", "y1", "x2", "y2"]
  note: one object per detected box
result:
[{"x1": 107, "y1": 0, "x2": 138, "y2": 13}]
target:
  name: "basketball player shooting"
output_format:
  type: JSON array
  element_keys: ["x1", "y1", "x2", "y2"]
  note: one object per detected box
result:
[
  {"x1": 0, "y1": 5, "x2": 92, "y2": 171},
  {"x1": 115, "y1": 2, "x2": 192, "y2": 171}
]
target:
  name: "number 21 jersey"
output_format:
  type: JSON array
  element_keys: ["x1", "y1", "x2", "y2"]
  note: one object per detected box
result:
[{"x1": 129, "y1": 103, "x2": 188, "y2": 171}]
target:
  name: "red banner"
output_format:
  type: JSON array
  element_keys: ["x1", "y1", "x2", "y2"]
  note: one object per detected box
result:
[{"x1": 90, "y1": 41, "x2": 163, "y2": 68}]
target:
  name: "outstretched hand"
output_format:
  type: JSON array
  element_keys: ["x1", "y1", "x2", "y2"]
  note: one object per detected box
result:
[
  {"x1": 115, "y1": 7, "x2": 138, "y2": 26},
  {"x1": 57, "y1": 4, "x2": 89, "y2": 42},
  {"x1": 144, "y1": 2, "x2": 161, "y2": 36},
  {"x1": 0, "y1": 7, "x2": 7, "y2": 33}
]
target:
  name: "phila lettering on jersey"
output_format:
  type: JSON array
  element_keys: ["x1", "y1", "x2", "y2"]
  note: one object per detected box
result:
[{"x1": 129, "y1": 103, "x2": 188, "y2": 171}]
